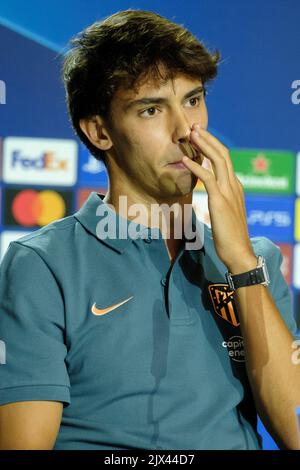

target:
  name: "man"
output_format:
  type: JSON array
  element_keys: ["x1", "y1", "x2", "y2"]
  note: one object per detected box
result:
[{"x1": 0, "y1": 10, "x2": 299, "y2": 450}]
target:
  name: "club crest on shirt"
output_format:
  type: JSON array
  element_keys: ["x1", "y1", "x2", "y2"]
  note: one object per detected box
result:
[{"x1": 208, "y1": 283, "x2": 240, "y2": 327}]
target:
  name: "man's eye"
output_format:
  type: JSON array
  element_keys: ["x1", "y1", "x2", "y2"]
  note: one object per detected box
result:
[
  {"x1": 188, "y1": 96, "x2": 201, "y2": 107},
  {"x1": 140, "y1": 107, "x2": 158, "y2": 117}
]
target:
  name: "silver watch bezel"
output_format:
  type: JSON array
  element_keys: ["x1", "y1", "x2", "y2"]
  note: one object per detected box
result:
[
  {"x1": 225, "y1": 271, "x2": 235, "y2": 290},
  {"x1": 257, "y1": 255, "x2": 270, "y2": 286}
]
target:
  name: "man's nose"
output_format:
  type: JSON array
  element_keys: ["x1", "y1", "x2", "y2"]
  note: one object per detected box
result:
[{"x1": 171, "y1": 109, "x2": 192, "y2": 144}]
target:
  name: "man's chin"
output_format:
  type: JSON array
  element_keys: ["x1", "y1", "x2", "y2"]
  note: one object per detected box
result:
[
  {"x1": 156, "y1": 171, "x2": 198, "y2": 199},
  {"x1": 163, "y1": 184, "x2": 196, "y2": 201},
  {"x1": 173, "y1": 174, "x2": 198, "y2": 196}
]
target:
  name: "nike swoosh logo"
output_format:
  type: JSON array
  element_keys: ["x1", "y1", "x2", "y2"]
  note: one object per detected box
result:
[{"x1": 91, "y1": 296, "x2": 134, "y2": 316}]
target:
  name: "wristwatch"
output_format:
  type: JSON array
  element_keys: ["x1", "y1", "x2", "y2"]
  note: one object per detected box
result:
[{"x1": 225, "y1": 255, "x2": 270, "y2": 291}]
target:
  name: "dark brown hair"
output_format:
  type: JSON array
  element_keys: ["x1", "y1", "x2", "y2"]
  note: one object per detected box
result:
[{"x1": 62, "y1": 9, "x2": 221, "y2": 164}]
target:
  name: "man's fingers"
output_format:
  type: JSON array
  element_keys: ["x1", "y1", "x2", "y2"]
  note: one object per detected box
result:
[
  {"x1": 180, "y1": 141, "x2": 204, "y2": 165},
  {"x1": 181, "y1": 156, "x2": 218, "y2": 194},
  {"x1": 193, "y1": 127, "x2": 236, "y2": 182},
  {"x1": 190, "y1": 130, "x2": 231, "y2": 192}
]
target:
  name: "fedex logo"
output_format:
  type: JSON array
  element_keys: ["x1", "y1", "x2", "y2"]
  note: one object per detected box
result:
[
  {"x1": 12, "y1": 150, "x2": 68, "y2": 171},
  {"x1": 3, "y1": 137, "x2": 77, "y2": 186}
]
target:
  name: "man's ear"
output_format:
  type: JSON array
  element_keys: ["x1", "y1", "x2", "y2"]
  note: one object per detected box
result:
[{"x1": 79, "y1": 115, "x2": 113, "y2": 151}]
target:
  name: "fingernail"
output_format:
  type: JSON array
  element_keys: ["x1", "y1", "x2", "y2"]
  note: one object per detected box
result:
[{"x1": 195, "y1": 124, "x2": 201, "y2": 130}]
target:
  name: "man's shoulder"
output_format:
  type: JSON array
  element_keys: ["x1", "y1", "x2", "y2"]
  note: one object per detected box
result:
[{"x1": 8, "y1": 215, "x2": 77, "y2": 259}]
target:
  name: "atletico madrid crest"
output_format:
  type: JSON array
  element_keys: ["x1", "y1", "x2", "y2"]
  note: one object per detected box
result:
[{"x1": 208, "y1": 283, "x2": 240, "y2": 327}]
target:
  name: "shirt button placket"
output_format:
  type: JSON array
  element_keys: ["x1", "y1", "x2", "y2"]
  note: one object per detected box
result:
[{"x1": 142, "y1": 227, "x2": 153, "y2": 244}]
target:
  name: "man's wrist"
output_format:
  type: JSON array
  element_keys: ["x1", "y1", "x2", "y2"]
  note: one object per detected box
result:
[{"x1": 226, "y1": 255, "x2": 258, "y2": 275}]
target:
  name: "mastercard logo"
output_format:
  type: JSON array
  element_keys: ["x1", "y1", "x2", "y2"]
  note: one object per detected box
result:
[{"x1": 9, "y1": 189, "x2": 67, "y2": 227}]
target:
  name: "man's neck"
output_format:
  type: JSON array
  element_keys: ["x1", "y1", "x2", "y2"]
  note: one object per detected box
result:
[{"x1": 102, "y1": 188, "x2": 193, "y2": 240}]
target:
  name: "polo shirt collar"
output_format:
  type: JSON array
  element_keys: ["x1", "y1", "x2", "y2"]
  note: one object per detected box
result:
[{"x1": 74, "y1": 191, "x2": 205, "y2": 255}]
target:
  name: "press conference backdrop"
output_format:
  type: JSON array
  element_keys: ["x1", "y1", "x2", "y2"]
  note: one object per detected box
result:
[{"x1": 0, "y1": 0, "x2": 299, "y2": 451}]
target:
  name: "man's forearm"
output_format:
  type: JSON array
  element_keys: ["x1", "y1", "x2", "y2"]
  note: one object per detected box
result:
[
  {"x1": 233, "y1": 277, "x2": 300, "y2": 449},
  {"x1": 183, "y1": 126, "x2": 300, "y2": 448}
]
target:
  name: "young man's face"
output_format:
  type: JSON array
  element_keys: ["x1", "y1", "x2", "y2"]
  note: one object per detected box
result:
[{"x1": 105, "y1": 73, "x2": 208, "y2": 201}]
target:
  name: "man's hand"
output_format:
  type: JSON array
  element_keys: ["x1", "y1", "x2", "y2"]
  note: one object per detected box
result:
[{"x1": 182, "y1": 123, "x2": 256, "y2": 272}]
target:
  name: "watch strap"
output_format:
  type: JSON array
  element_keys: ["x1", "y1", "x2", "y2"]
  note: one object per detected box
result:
[{"x1": 225, "y1": 255, "x2": 270, "y2": 291}]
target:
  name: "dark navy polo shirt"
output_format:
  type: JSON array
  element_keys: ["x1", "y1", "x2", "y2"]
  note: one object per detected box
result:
[{"x1": 0, "y1": 191, "x2": 297, "y2": 449}]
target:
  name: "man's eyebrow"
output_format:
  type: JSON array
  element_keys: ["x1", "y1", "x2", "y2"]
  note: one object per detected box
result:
[{"x1": 124, "y1": 85, "x2": 205, "y2": 111}]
